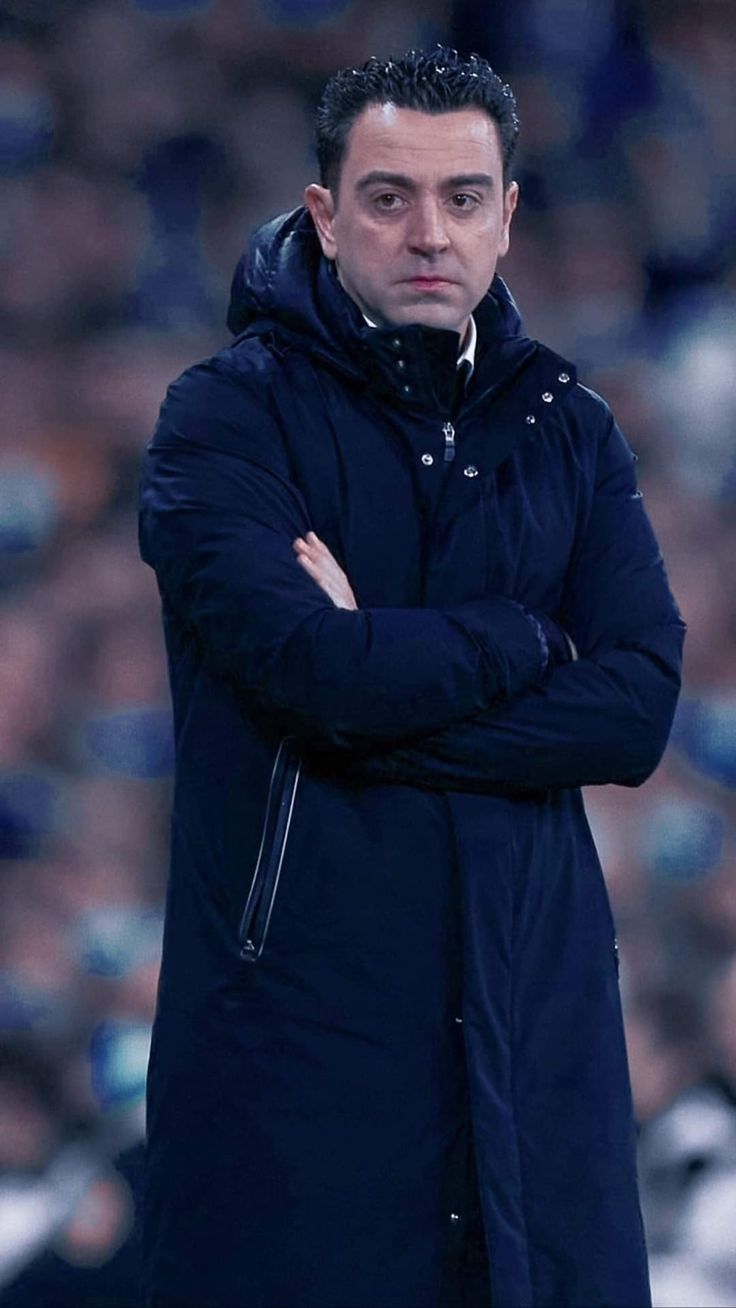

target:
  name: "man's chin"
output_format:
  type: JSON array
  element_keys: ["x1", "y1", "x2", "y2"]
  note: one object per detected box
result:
[{"x1": 382, "y1": 299, "x2": 467, "y2": 334}]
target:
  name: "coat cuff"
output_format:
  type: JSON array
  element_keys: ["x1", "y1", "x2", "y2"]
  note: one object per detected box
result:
[
  {"x1": 524, "y1": 610, "x2": 577, "y2": 680},
  {"x1": 447, "y1": 596, "x2": 561, "y2": 705}
]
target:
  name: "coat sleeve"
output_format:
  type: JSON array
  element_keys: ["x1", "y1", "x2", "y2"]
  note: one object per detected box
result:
[
  {"x1": 334, "y1": 415, "x2": 686, "y2": 790},
  {"x1": 138, "y1": 360, "x2": 562, "y2": 750}
]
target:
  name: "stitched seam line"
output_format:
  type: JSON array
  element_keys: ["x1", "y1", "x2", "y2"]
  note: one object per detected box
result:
[{"x1": 521, "y1": 607, "x2": 550, "y2": 680}]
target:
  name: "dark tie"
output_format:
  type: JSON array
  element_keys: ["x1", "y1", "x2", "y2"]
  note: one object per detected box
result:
[{"x1": 452, "y1": 359, "x2": 473, "y2": 415}]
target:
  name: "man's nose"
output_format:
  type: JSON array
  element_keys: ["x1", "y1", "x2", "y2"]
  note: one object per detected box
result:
[{"x1": 407, "y1": 201, "x2": 450, "y2": 255}]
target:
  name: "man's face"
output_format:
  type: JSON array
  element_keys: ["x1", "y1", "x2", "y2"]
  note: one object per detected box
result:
[{"x1": 305, "y1": 104, "x2": 519, "y2": 337}]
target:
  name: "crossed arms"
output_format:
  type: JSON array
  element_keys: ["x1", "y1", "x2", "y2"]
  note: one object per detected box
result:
[{"x1": 139, "y1": 360, "x2": 685, "y2": 795}]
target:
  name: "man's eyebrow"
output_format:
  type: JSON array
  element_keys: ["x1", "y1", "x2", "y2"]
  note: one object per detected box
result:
[
  {"x1": 355, "y1": 171, "x2": 416, "y2": 191},
  {"x1": 355, "y1": 170, "x2": 495, "y2": 191},
  {"x1": 445, "y1": 173, "x2": 495, "y2": 189}
]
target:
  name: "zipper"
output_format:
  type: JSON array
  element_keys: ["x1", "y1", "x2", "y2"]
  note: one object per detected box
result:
[
  {"x1": 239, "y1": 736, "x2": 302, "y2": 963},
  {"x1": 442, "y1": 420, "x2": 456, "y2": 463}
]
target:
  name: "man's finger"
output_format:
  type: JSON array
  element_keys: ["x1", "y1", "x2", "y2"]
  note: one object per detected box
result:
[{"x1": 293, "y1": 537, "x2": 319, "y2": 557}]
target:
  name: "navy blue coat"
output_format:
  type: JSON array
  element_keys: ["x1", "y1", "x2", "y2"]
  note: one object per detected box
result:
[{"x1": 138, "y1": 206, "x2": 685, "y2": 1307}]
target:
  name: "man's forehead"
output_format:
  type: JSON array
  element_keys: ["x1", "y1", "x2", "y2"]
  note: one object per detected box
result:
[{"x1": 343, "y1": 104, "x2": 503, "y2": 179}]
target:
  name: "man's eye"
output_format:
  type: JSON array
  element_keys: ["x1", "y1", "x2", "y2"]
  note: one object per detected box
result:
[
  {"x1": 451, "y1": 193, "x2": 479, "y2": 210},
  {"x1": 375, "y1": 193, "x2": 402, "y2": 210}
]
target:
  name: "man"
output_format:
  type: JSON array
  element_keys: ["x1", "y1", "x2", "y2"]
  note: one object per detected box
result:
[{"x1": 139, "y1": 47, "x2": 685, "y2": 1308}]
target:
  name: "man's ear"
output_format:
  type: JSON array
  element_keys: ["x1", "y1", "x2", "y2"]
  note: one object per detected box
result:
[
  {"x1": 498, "y1": 180, "x2": 519, "y2": 259},
  {"x1": 304, "y1": 184, "x2": 337, "y2": 260}
]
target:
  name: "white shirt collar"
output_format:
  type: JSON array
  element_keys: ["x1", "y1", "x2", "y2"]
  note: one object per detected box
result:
[
  {"x1": 362, "y1": 312, "x2": 477, "y2": 377},
  {"x1": 457, "y1": 314, "x2": 477, "y2": 375}
]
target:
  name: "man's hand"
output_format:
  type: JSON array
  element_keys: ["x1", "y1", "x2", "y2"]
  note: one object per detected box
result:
[{"x1": 293, "y1": 532, "x2": 358, "y2": 610}]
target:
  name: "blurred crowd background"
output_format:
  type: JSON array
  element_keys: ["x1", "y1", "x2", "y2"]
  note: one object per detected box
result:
[{"x1": 0, "y1": 0, "x2": 734, "y2": 1304}]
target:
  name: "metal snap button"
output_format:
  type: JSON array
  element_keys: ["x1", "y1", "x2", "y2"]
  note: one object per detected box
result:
[
  {"x1": 542, "y1": 391, "x2": 553, "y2": 403},
  {"x1": 401, "y1": 384, "x2": 412, "y2": 395},
  {"x1": 450, "y1": 1213, "x2": 461, "y2": 1224},
  {"x1": 463, "y1": 465, "x2": 478, "y2": 478},
  {"x1": 421, "y1": 453, "x2": 433, "y2": 466},
  {"x1": 396, "y1": 359, "x2": 406, "y2": 371},
  {"x1": 525, "y1": 414, "x2": 536, "y2": 424},
  {"x1": 558, "y1": 372, "x2": 570, "y2": 383},
  {"x1": 391, "y1": 337, "x2": 402, "y2": 349}
]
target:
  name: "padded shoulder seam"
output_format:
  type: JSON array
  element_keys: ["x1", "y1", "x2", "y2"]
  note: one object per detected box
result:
[
  {"x1": 210, "y1": 336, "x2": 315, "y2": 384},
  {"x1": 149, "y1": 351, "x2": 295, "y2": 480}
]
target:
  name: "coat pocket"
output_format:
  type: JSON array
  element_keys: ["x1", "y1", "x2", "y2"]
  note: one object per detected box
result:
[{"x1": 238, "y1": 735, "x2": 302, "y2": 963}]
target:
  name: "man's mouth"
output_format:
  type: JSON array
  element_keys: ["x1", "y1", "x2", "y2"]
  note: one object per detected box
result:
[{"x1": 402, "y1": 277, "x2": 455, "y2": 291}]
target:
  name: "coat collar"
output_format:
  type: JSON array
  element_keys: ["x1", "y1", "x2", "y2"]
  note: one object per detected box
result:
[{"x1": 361, "y1": 308, "x2": 477, "y2": 376}]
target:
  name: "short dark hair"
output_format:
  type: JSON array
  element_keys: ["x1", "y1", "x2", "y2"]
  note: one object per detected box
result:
[{"x1": 315, "y1": 46, "x2": 520, "y2": 196}]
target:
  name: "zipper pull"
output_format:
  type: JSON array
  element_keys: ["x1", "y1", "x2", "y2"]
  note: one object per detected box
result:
[{"x1": 442, "y1": 421, "x2": 456, "y2": 463}]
